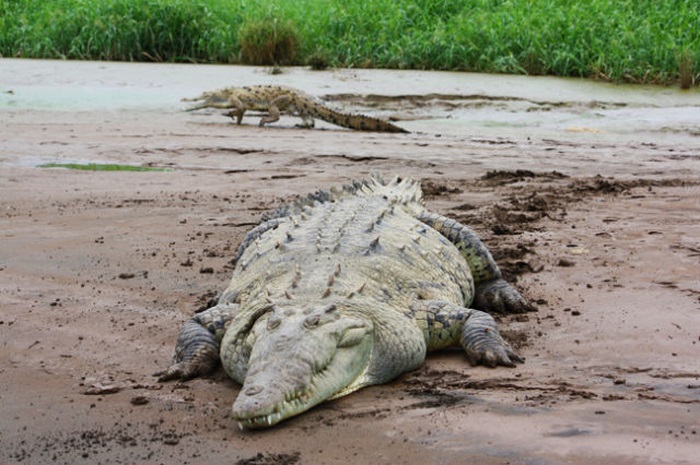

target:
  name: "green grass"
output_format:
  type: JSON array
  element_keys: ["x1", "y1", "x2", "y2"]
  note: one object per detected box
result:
[
  {"x1": 2, "y1": 0, "x2": 699, "y2": 85},
  {"x1": 39, "y1": 163, "x2": 169, "y2": 171}
]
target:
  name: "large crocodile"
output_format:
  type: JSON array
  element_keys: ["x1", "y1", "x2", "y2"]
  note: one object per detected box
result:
[
  {"x1": 157, "y1": 176, "x2": 533, "y2": 429},
  {"x1": 183, "y1": 85, "x2": 408, "y2": 133}
]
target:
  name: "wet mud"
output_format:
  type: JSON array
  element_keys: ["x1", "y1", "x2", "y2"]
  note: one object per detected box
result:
[{"x1": 1, "y1": 60, "x2": 699, "y2": 464}]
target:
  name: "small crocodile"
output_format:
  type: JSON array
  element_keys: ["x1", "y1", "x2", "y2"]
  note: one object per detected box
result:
[
  {"x1": 183, "y1": 85, "x2": 408, "y2": 133},
  {"x1": 157, "y1": 176, "x2": 533, "y2": 429}
]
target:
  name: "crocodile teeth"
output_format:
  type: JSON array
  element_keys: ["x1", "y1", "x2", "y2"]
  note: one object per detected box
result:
[{"x1": 239, "y1": 411, "x2": 284, "y2": 429}]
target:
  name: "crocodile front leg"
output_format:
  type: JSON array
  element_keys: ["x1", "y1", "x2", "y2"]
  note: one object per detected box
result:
[
  {"x1": 225, "y1": 96, "x2": 246, "y2": 124},
  {"x1": 418, "y1": 211, "x2": 534, "y2": 313},
  {"x1": 155, "y1": 303, "x2": 239, "y2": 381},
  {"x1": 410, "y1": 299, "x2": 523, "y2": 367}
]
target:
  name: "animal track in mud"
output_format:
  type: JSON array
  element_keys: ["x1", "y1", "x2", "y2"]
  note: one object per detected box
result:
[{"x1": 398, "y1": 366, "x2": 615, "y2": 411}]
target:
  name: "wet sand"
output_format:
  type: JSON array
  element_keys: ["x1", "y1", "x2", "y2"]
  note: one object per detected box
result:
[{"x1": 1, "y1": 59, "x2": 699, "y2": 464}]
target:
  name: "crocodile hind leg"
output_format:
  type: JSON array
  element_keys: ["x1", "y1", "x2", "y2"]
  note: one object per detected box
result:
[
  {"x1": 410, "y1": 300, "x2": 523, "y2": 367},
  {"x1": 155, "y1": 303, "x2": 240, "y2": 381},
  {"x1": 418, "y1": 211, "x2": 534, "y2": 313},
  {"x1": 259, "y1": 95, "x2": 293, "y2": 126}
]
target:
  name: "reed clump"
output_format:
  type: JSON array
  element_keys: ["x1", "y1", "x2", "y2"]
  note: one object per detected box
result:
[{"x1": 239, "y1": 17, "x2": 298, "y2": 66}]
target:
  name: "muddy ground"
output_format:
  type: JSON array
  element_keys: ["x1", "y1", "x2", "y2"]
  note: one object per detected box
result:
[{"x1": 1, "y1": 60, "x2": 699, "y2": 464}]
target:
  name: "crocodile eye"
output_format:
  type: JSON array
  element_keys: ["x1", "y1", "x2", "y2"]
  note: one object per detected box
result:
[
  {"x1": 304, "y1": 314, "x2": 320, "y2": 328},
  {"x1": 267, "y1": 316, "x2": 281, "y2": 330},
  {"x1": 323, "y1": 303, "x2": 337, "y2": 314}
]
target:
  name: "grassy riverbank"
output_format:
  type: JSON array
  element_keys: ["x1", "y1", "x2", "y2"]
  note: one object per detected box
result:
[{"x1": 2, "y1": 0, "x2": 698, "y2": 85}]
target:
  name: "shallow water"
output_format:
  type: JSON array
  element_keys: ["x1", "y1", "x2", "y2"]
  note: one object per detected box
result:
[{"x1": 2, "y1": 58, "x2": 699, "y2": 148}]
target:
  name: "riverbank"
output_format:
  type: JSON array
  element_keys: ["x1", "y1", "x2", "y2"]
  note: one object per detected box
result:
[{"x1": 1, "y1": 59, "x2": 699, "y2": 464}]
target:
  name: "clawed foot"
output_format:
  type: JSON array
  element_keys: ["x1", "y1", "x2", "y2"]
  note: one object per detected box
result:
[
  {"x1": 154, "y1": 351, "x2": 218, "y2": 382},
  {"x1": 463, "y1": 334, "x2": 524, "y2": 368},
  {"x1": 474, "y1": 278, "x2": 535, "y2": 314},
  {"x1": 154, "y1": 332, "x2": 219, "y2": 383},
  {"x1": 154, "y1": 364, "x2": 189, "y2": 382},
  {"x1": 461, "y1": 310, "x2": 524, "y2": 368},
  {"x1": 154, "y1": 360, "x2": 208, "y2": 382}
]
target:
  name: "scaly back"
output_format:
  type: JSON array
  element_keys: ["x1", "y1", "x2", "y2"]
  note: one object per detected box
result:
[{"x1": 262, "y1": 176, "x2": 424, "y2": 222}]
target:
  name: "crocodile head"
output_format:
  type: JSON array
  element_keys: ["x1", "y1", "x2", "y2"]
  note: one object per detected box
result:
[{"x1": 229, "y1": 302, "x2": 373, "y2": 429}]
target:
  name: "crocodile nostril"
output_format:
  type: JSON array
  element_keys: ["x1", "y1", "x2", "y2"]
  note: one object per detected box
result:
[{"x1": 244, "y1": 385, "x2": 264, "y2": 396}]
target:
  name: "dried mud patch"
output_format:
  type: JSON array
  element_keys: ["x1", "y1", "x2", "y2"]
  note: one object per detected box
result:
[{"x1": 421, "y1": 178, "x2": 464, "y2": 198}]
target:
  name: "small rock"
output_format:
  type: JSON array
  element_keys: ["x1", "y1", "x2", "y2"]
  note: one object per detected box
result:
[{"x1": 130, "y1": 395, "x2": 149, "y2": 406}]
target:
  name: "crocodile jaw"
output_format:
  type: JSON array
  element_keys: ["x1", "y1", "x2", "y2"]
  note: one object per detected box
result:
[{"x1": 231, "y1": 318, "x2": 373, "y2": 429}]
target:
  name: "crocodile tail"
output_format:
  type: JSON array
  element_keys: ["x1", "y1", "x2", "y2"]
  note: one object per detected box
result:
[
  {"x1": 182, "y1": 91, "x2": 231, "y2": 112},
  {"x1": 184, "y1": 101, "x2": 211, "y2": 112},
  {"x1": 261, "y1": 175, "x2": 423, "y2": 221},
  {"x1": 309, "y1": 106, "x2": 408, "y2": 133}
]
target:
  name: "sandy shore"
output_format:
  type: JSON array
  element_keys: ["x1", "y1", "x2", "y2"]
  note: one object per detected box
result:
[{"x1": 1, "y1": 59, "x2": 699, "y2": 464}]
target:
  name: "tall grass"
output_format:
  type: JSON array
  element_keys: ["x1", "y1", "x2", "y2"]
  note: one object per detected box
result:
[
  {"x1": 1, "y1": 0, "x2": 240, "y2": 62},
  {"x1": 2, "y1": 0, "x2": 698, "y2": 85}
]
